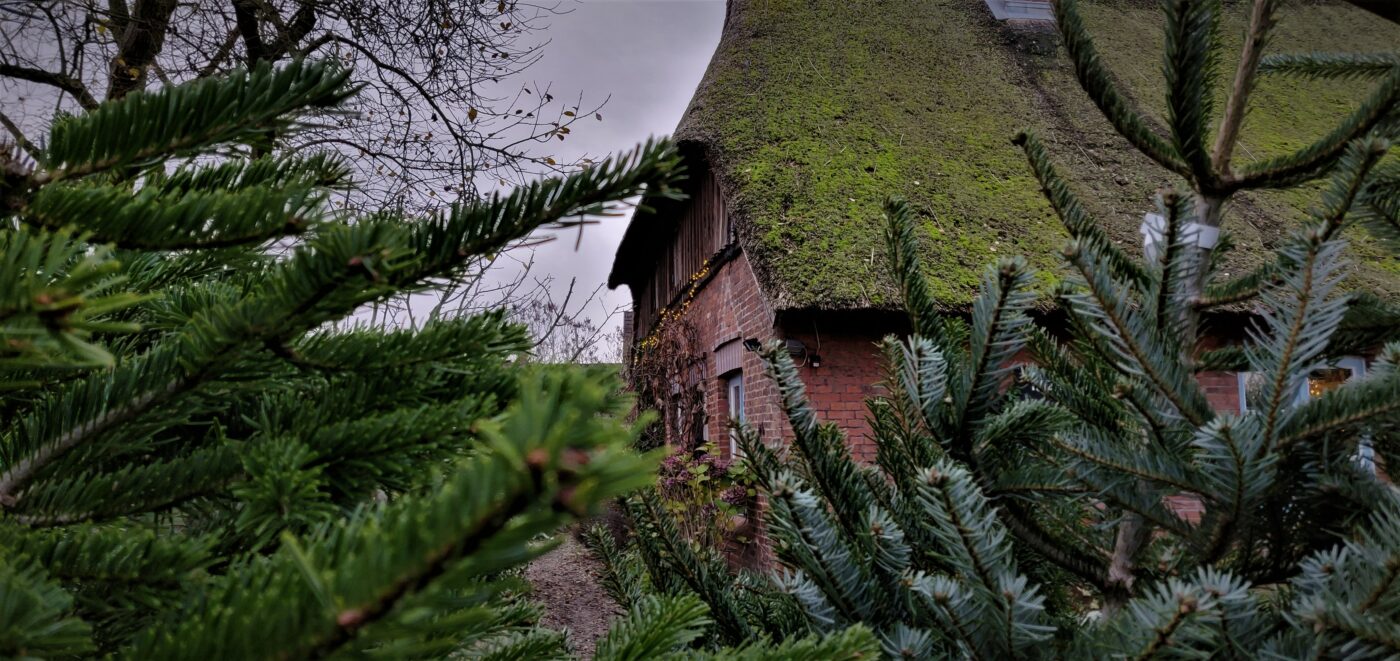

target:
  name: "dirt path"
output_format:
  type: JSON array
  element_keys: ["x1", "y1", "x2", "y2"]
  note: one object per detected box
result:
[{"x1": 526, "y1": 532, "x2": 621, "y2": 658}]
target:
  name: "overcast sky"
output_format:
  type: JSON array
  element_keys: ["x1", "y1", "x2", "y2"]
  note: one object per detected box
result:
[
  {"x1": 3, "y1": 0, "x2": 724, "y2": 347},
  {"x1": 492, "y1": 0, "x2": 725, "y2": 337}
]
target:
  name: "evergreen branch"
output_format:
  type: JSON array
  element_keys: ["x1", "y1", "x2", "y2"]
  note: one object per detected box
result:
[
  {"x1": 1275, "y1": 371, "x2": 1400, "y2": 450},
  {"x1": 0, "y1": 368, "x2": 191, "y2": 507},
  {"x1": 0, "y1": 523, "x2": 213, "y2": 588},
  {"x1": 580, "y1": 523, "x2": 648, "y2": 611},
  {"x1": 734, "y1": 421, "x2": 787, "y2": 489},
  {"x1": 303, "y1": 395, "x2": 505, "y2": 496},
  {"x1": 1064, "y1": 241, "x2": 1212, "y2": 427},
  {"x1": 1013, "y1": 130, "x2": 1149, "y2": 285},
  {"x1": 593, "y1": 594, "x2": 711, "y2": 661},
  {"x1": 1148, "y1": 192, "x2": 1197, "y2": 345},
  {"x1": 1196, "y1": 346, "x2": 1248, "y2": 372},
  {"x1": 286, "y1": 312, "x2": 530, "y2": 372},
  {"x1": 11, "y1": 445, "x2": 241, "y2": 525},
  {"x1": 23, "y1": 180, "x2": 321, "y2": 250},
  {"x1": 1050, "y1": 430, "x2": 1204, "y2": 497},
  {"x1": 1330, "y1": 293, "x2": 1400, "y2": 359},
  {"x1": 1308, "y1": 612, "x2": 1400, "y2": 656},
  {"x1": 1025, "y1": 330, "x2": 1132, "y2": 436},
  {"x1": 884, "y1": 198, "x2": 951, "y2": 344},
  {"x1": 1353, "y1": 162, "x2": 1400, "y2": 251},
  {"x1": 1196, "y1": 261, "x2": 1278, "y2": 309},
  {"x1": 1358, "y1": 557, "x2": 1399, "y2": 614},
  {"x1": 1075, "y1": 574, "x2": 1224, "y2": 658},
  {"x1": 1232, "y1": 68, "x2": 1400, "y2": 189},
  {"x1": 1050, "y1": 0, "x2": 1191, "y2": 178},
  {"x1": 893, "y1": 335, "x2": 949, "y2": 443},
  {"x1": 768, "y1": 474, "x2": 874, "y2": 624},
  {"x1": 774, "y1": 568, "x2": 844, "y2": 629},
  {"x1": 1259, "y1": 52, "x2": 1400, "y2": 80},
  {"x1": 143, "y1": 152, "x2": 353, "y2": 195},
  {"x1": 957, "y1": 258, "x2": 1036, "y2": 448},
  {"x1": 474, "y1": 629, "x2": 570, "y2": 660},
  {"x1": 1118, "y1": 382, "x2": 1175, "y2": 454},
  {"x1": 628, "y1": 492, "x2": 754, "y2": 644},
  {"x1": 0, "y1": 243, "x2": 356, "y2": 505},
  {"x1": 2, "y1": 139, "x2": 680, "y2": 505},
  {"x1": 124, "y1": 370, "x2": 656, "y2": 658},
  {"x1": 1163, "y1": 0, "x2": 1222, "y2": 183},
  {"x1": 0, "y1": 226, "x2": 145, "y2": 374},
  {"x1": 1198, "y1": 569, "x2": 1271, "y2": 658},
  {"x1": 1007, "y1": 497, "x2": 1116, "y2": 590},
  {"x1": 1150, "y1": 195, "x2": 1186, "y2": 338},
  {"x1": 1245, "y1": 236, "x2": 1349, "y2": 451},
  {"x1": 676, "y1": 625, "x2": 881, "y2": 660},
  {"x1": 0, "y1": 555, "x2": 94, "y2": 658},
  {"x1": 757, "y1": 340, "x2": 873, "y2": 529},
  {"x1": 913, "y1": 460, "x2": 1017, "y2": 597},
  {"x1": 1192, "y1": 417, "x2": 1271, "y2": 563},
  {"x1": 40, "y1": 60, "x2": 355, "y2": 183},
  {"x1": 1056, "y1": 458, "x2": 1197, "y2": 539},
  {"x1": 302, "y1": 505, "x2": 540, "y2": 658},
  {"x1": 973, "y1": 400, "x2": 1071, "y2": 460},
  {"x1": 913, "y1": 575, "x2": 987, "y2": 661},
  {"x1": 1133, "y1": 595, "x2": 1197, "y2": 659},
  {"x1": 400, "y1": 137, "x2": 684, "y2": 284},
  {"x1": 1310, "y1": 137, "x2": 1392, "y2": 240}
]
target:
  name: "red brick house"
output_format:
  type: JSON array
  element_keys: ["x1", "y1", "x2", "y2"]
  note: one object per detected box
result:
[{"x1": 608, "y1": 0, "x2": 1400, "y2": 464}]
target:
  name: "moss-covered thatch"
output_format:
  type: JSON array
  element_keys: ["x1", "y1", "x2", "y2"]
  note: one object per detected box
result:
[{"x1": 613, "y1": 0, "x2": 1400, "y2": 311}]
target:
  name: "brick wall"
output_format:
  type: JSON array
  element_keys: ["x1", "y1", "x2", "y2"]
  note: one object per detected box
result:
[
  {"x1": 1198, "y1": 370, "x2": 1241, "y2": 415},
  {"x1": 780, "y1": 327, "x2": 887, "y2": 462},
  {"x1": 635, "y1": 249, "x2": 903, "y2": 462},
  {"x1": 645, "y1": 250, "x2": 1248, "y2": 458},
  {"x1": 630, "y1": 248, "x2": 1268, "y2": 561},
  {"x1": 648, "y1": 250, "x2": 786, "y2": 453}
]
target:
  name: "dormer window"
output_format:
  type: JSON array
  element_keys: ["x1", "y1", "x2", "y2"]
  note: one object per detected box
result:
[{"x1": 985, "y1": 0, "x2": 1054, "y2": 21}]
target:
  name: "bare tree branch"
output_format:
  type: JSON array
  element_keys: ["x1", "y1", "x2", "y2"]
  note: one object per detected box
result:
[
  {"x1": 0, "y1": 62, "x2": 97, "y2": 109},
  {"x1": 0, "y1": 108, "x2": 39, "y2": 159}
]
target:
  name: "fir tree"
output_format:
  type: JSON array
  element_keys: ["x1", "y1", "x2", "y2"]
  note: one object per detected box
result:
[
  {"x1": 0, "y1": 58, "x2": 882, "y2": 661},
  {"x1": 604, "y1": 0, "x2": 1400, "y2": 657},
  {"x1": 0, "y1": 59, "x2": 668, "y2": 657}
]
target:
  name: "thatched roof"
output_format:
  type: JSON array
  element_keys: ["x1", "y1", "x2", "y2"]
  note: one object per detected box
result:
[{"x1": 612, "y1": 0, "x2": 1400, "y2": 312}]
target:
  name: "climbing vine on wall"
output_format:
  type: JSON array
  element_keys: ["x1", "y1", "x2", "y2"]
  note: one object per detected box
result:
[
  {"x1": 626, "y1": 256, "x2": 715, "y2": 450},
  {"x1": 627, "y1": 317, "x2": 706, "y2": 452},
  {"x1": 624, "y1": 255, "x2": 759, "y2": 557}
]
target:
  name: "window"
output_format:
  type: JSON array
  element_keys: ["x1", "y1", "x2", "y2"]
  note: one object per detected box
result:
[
  {"x1": 1238, "y1": 356, "x2": 1374, "y2": 473},
  {"x1": 726, "y1": 372, "x2": 745, "y2": 458},
  {"x1": 984, "y1": 0, "x2": 1053, "y2": 21}
]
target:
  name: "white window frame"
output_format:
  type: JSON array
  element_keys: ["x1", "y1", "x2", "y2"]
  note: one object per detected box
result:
[
  {"x1": 1237, "y1": 356, "x2": 1373, "y2": 473},
  {"x1": 726, "y1": 372, "x2": 745, "y2": 458}
]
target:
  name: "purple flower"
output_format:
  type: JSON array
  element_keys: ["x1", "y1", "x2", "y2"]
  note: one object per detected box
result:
[{"x1": 720, "y1": 485, "x2": 746, "y2": 506}]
